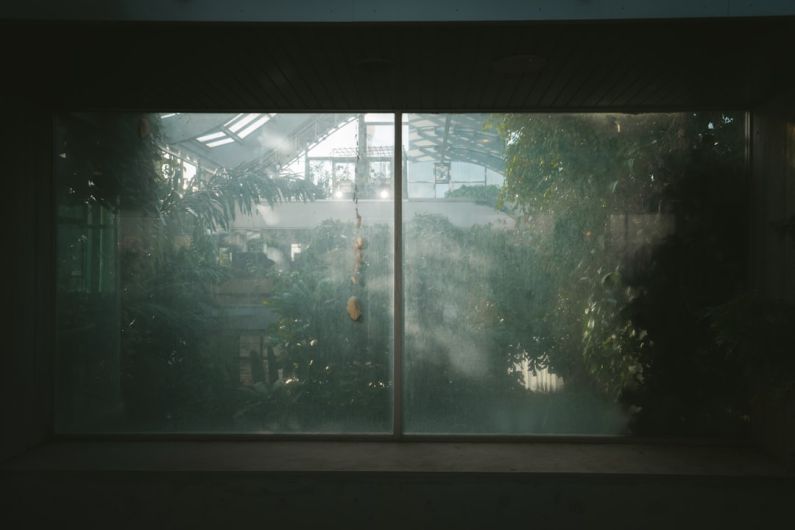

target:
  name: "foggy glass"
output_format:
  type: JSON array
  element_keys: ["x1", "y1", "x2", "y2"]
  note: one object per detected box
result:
[
  {"x1": 403, "y1": 113, "x2": 748, "y2": 435},
  {"x1": 55, "y1": 113, "x2": 394, "y2": 433},
  {"x1": 55, "y1": 111, "x2": 751, "y2": 437}
]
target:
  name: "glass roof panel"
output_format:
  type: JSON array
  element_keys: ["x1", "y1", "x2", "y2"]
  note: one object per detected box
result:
[
  {"x1": 206, "y1": 137, "x2": 236, "y2": 148},
  {"x1": 238, "y1": 114, "x2": 273, "y2": 138},
  {"x1": 226, "y1": 113, "x2": 262, "y2": 133}
]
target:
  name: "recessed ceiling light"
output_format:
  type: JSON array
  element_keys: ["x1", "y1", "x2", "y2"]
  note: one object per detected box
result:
[{"x1": 492, "y1": 54, "x2": 546, "y2": 75}]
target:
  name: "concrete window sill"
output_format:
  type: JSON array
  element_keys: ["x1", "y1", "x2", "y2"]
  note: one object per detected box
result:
[{"x1": 1, "y1": 440, "x2": 789, "y2": 477}]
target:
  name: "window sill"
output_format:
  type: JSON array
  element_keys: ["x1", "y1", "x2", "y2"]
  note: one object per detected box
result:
[{"x1": 2, "y1": 440, "x2": 788, "y2": 477}]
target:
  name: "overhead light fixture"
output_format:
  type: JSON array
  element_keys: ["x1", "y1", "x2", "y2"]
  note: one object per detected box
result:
[
  {"x1": 379, "y1": 189, "x2": 390, "y2": 199},
  {"x1": 492, "y1": 54, "x2": 546, "y2": 75},
  {"x1": 334, "y1": 190, "x2": 344, "y2": 199}
]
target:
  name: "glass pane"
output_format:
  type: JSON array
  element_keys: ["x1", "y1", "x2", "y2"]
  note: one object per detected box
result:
[
  {"x1": 403, "y1": 112, "x2": 748, "y2": 436},
  {"x1": 55, "y1": 113, "x2": 394, "y2": 433}
]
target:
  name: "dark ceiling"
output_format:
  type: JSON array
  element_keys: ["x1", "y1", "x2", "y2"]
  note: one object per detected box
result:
[{"x1": 2, "y1": 18, "x2": 793, "y2": 111}]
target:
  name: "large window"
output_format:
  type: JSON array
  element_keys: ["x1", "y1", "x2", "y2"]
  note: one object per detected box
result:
[{"x1": 55, "y1": 112, "x2": 750, "y2": 436}]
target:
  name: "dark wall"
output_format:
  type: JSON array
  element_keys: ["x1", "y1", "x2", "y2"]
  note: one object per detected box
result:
[
  {"x1": 1, "y1": 16, "x2": 794, "y2": 529},
  {"x1": 750, "y1": 95, "x2": 795, "y2": 467},
  {"x1": 1, "y1": 19, "x2": 793, "y2": 112},
  {"x1": 2, "y1": 471, "x2": 794, "y2": 529},
  {"x1": 752, "y1": 97, "x2": 795, "y2": 303},
  {"x1": 0, "y1": 21, "x2": 788, "y2": 462},
  {"x1": 2, "y1": 110, "x2": 52, "y2": 463}
]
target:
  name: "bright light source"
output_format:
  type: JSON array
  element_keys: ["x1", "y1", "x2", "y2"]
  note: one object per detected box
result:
[
  {"x1": 183, "y1": 161, "x2": 197, "y2": 183},
  {"x1": 364, "y1": 113, "x2": 394, "y2": 123},
  {"x1": 334, "y1": 190, "x2": 344, "y2": 199},
  {"x1": 206, "y1": 137, "x2": 235, "y2": 148},
  {"x1": 290, "y1": 243, "x2": 302, "y2": 261},
  {"x1": 238, "y1": 114, "x2": 273, "y2": 139},
  {"x1": 227, "y1": 113, "x2": 262, "y2": 133},
  {"x1": 196, "y1": 131, "x2": 227, "y2": 143},
  {"x1": 379, "y1": 189, "x2": 390, "y2": 199}
]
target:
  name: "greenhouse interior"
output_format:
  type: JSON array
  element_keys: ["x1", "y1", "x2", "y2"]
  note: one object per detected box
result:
[
  {"x1": 2, "y1": 8, "x2": 795, "y2": 529},
  {"x1": 55, "y1": 110, "x2": 788, "y2": 438}
]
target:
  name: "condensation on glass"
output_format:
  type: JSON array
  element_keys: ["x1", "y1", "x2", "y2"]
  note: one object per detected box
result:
[
  {"x1": 56, "y1": 112, "x2": 748, "y2": 437},
  {"x1": 402, "y1": 113, "x2": 747, "y2": 435},
  {"x1": 55, "y1": 113, "x2": 395, "y2": 433}
]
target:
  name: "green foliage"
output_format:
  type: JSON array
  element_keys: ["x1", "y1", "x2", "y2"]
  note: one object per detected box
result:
[
  {"x1": 402, "y1": 214, "x2": 557, "y2": 431},
  {"x1": 445, "y1": 184, "x2": 502, "y2": 209},
  {"x1": 236, "y1": 221, "x2": 393, "y2": 432},
  {"x1": 706, "y1": 295, "x2": 795, "y2": 396},
  {"x1": 404, "y1": 214, "x2": 547, "y2": 375},
  {"x1": 56, "y1": 113, "x2": 325, "y2": 431},
  {"x1": 57, "y1": 111, "x2": 765, "y2": 437},
  {"x1": 161, "y1": 161, "x2": 324, "y2": 235},
  {"x1": 120, "y1": 242, "x2": 234, "y2": 425},
  {"x1": 582, "y1": 272, "x2": 649, "y2": 399},
  {"x1": 494, "y1": 111, "x2": 753, "y2": 435}
]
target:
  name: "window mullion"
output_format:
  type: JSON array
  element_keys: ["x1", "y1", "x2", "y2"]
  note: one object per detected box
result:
[{"x1": 393, "y1": 112, "x2": 404, "y2": 439}]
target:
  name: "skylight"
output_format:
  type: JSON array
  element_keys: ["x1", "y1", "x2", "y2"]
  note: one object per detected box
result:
[
  {"x1": 206, "y1": 137, "x2": 236, "y2": 148},
  {"x1": 237, "y1": 114, "x2": 273, "y2": 138},
  {"x1": 196, "y1": 131, "x2": 228, "y2": 142},
  {"x1": 193, "y1": 113, "x2": 274, "y2": 149},
  {"x1": 226, "y1": 113, "x2": 263, "y2": 133}
]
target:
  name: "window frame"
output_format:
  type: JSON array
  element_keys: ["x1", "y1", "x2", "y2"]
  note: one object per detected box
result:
[{"x1": 50, "y1": 109, "x2": 755, "y2": 445}]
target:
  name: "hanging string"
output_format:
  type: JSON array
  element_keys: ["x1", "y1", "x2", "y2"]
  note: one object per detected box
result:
[{"x1": 347, "y1": 116, "x2": 365, "y2": 321}]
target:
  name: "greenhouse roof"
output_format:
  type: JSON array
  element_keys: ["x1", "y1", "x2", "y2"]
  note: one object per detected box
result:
[{"x1": 160, "y1": 113, "x2": 506, "y2": 174}]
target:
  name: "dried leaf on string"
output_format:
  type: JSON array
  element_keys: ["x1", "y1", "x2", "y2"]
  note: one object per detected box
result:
[{"x1": 347, "y1": 296, "x2": 362, "y2": 321}]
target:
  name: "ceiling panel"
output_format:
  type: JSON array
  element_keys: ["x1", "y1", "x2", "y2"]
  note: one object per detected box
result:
[{"x1": 1, "y1": 19, "x2": 792, "y2": 111}]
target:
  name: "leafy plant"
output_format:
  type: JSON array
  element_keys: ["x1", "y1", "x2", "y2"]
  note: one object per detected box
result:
[
  {"x1": 56, "y1": 113, "x2": 325, "y2": 430},
  {"x1": 493, "y1": 111, "x2": 752, "y2": 435}
]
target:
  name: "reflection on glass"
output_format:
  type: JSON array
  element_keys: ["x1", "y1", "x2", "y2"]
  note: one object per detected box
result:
[
  {"x1": 56, "y1": 113, "x2": 394, "y2": 433},
  {"x1": 403, "y1": 113, "x2": 748, "y2": 435}
]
